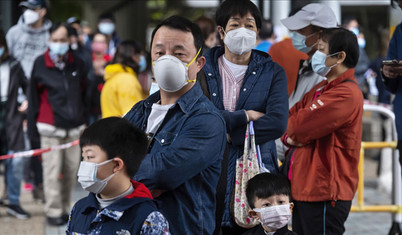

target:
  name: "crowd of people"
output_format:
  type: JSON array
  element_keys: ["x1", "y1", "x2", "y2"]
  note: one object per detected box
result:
[{"x1": 0, "y1": 0, "x2": 401, "y2": 234}]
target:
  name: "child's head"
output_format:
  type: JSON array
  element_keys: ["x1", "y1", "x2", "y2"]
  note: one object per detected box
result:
[
  {"x1": 246, "y1": 173, "x2": 293, "y2": 232},
  {"x1": 78, "y1": 117, "x2": 148, "y2": 195}
]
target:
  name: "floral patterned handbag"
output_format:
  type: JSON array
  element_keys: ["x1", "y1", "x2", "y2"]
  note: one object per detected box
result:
[{"x1": 231, "y1": 121, "x2": 261, "y2": 228}]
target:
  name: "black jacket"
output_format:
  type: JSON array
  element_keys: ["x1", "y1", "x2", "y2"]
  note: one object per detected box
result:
[
  {"x1": 2, "y1": 57, "x2": 28, "y2": 151},
  {"x1": 28, "y1": 50, "x2": 89, "y2": 147},
  {"x1": 242, "y1": 224, "x2": 297, "y2": 235}
]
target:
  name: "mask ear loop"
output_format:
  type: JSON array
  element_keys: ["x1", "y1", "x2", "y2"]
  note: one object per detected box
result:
[
  {"x1": 186, "y1": 47, "x2": 202, "y2": 83},
  {"x1": 326, "y1": 52, "x2": 342, "y2": 69}
]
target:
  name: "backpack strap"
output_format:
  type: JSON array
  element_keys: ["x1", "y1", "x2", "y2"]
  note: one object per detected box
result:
[{"x1": 196, "y1": 69, "x2": 211, "y2": 100}]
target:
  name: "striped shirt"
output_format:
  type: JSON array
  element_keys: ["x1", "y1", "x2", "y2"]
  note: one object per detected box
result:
[{"x1": 218, "y1": 55, "x2": 247, "y2": 111}]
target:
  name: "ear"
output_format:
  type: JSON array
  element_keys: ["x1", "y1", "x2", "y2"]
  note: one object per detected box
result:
[
  {"x1": 196, "y1": 56, "x2": 206, "y2": 72},
  {"x1": 112, "y1": 157, "x2": 125, "y2": 173},
  {"x1": 337, "y1": 51, "x2": 346, "y2": 64},
  {"x1": 40, "y1": 8, "x2": 47, "y2": 18},
  {"x1": 217, "y1": 26, "x2": 225, "y2": 40},
  {"x1": 289, "y1": 202, "x2": 294, "y2": 213},
  {"x1": 248, "y1": 209, "x2": 258, "y2": 219}
]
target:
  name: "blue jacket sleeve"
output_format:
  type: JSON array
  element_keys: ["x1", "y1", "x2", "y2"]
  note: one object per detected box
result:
[
  {"x1": 230, "y1": 64, "x2": 288, "y2": 146},
  {"x1": 134, "y1": 112, "x2": 226, "y2": 191},
  {"x1": 383, "y1": 23, "x2": 401, "y2": 93}
]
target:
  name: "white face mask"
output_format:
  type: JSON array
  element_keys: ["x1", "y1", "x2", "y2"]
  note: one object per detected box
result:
[
  {"x1": 98, "y1": 22, "x2": 115, "y2": 35},
  {"x1": 77, "y1": 159, "x2": 116, "y2": 194},
  {"x1": 70, "y1": 42, "x2": 79, "y2": 51},
  {"x1": 223, "y1": 27, "x2": 256, "y2": 55},
  {"x1": 149, "y1": 82, "x2": 159, "y2": 96},
  {"x1": 23, "y1": 9, "x2": 40, "y2": 25},
  {"x1": 311, "y1": 50, "x2": 340, "y2": 77},
  {"x1": 254, "y1": 204, "x2": 292, "y2": 230},
  {"x1": 152, "y1": 48, "x2": 201, "y2": 92}
]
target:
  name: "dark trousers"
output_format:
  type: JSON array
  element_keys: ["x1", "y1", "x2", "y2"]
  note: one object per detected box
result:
[{"x1": 293, "y1": 200, "x2": 352, "y2": 235}]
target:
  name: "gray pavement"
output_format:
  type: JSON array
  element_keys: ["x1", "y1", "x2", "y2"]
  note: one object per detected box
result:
[{"x1": 0, "y1": 158, "x2": 398, "y2": 234}]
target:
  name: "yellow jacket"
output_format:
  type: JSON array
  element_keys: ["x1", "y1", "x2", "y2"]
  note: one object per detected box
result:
[{"x1": 101, "y1": 64, "x2": 146, "y2": 118}]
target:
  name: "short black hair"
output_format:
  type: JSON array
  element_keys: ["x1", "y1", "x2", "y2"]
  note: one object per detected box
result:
[
  {"x1": 258, "y1": 19, "x2": 273, "y2": 39},
  {"x1": 99, "y1": 13, "x2": 115, "y2": 23},
  {"x1": 49, "y1": 22, "x2": 68, "y2": 35},
  {"x1": 79, "y1": 117, "x2": 148, "y2": 178},
  {"x1": 150, "y1": 15, "x2": 203, "y2": 59},
  {"x1": 342, "y1": 16, "x2": 358, "y2": 28},
  {"x1": 112, "y1": 40, "x2": 142, "y2": 73},
  {"x1": 320, "y1": 27, "x2": 359, "y2": 68},
  {"x1": 215, "y1": 0, "x2": 262, "y2": 30},
  {"x1": 66, "y1": 25, "x2": 78, "y2": 37},
  {"x1": 246, "y1": 173, "x2": 291, "y2": 209}
]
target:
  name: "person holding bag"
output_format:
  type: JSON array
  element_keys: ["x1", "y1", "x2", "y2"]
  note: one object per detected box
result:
[
  {"x1": 281, "y1": 28, "x2": 363, "y2": 235},
  {"x1": 201, "y1": 0, "x2": 288, "y2": 233}
]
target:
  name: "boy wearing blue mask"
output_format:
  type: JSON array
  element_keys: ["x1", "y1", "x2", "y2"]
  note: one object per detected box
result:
[
  {"x1": 244, "y1": 173, "x2": 296, "y2": 235},
  {"x1": 66, "y1": 117, "x2": 170, "y2": 234}
]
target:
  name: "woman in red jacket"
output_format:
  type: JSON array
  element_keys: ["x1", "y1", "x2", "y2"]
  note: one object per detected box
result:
[{"x1": 282, "y1": 28, "x2": 363, "y2": 235}]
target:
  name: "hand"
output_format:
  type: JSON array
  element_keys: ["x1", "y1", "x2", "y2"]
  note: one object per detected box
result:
[
  {"x1": 246, "y1": 110, "x2": 264, "y2": 121},
  {"x1": 18, "y1": 100, "x2": 28, "y2": 113},
  {"x1": 150, "y1": 189, "x2": 166, "y2": 198},
  {"x1": 286, "y1": 136, "x2": 305, "y2": 147},
  {"x1": 382, "y1": 61, "x2": 402, "y2": 78}
]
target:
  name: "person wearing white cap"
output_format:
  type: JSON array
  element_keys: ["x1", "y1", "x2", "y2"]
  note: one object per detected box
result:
[
  {"x1": 281, "y1": 3, "x2": 338, "y2": 109},
  {"x1": 275, "y1": 3, "x2": 339, "y2": 164}
]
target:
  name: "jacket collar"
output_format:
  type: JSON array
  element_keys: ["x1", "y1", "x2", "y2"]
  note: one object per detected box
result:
[
  {"x1": 144, "y1": 82, "x2": 204, "y2": 114},
  {"x1": 81, "y1": 180, "x2": 153, "y2": 220},
  {"x1": 44, "y1": 49, "x2": 74, "y2": 68},
  {"x1": 205, "y1": 46, "x2": 273, "y2": 72},
  {"x1": 323, "y1": 68, "x2": 356, "y2": 92}
]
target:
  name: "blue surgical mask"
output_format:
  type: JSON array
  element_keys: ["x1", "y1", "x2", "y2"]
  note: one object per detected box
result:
[
  {"x1": 99, "y1": 22, "x2": 115, "y2": 35},
  {"x1": 0, "y1": 47, "x2": 4, "y2": 58},
  {"x1": 49, "y1": 42, "x2": 70, "y2": 55},
  {"x1": 139, "y1": 55, "x2": 147, "y2": 72},
  {"x1": 358, "y1": 38, "x2": 366, "y2": 48},
  {"x1": 289, "y1": 31, "x2": 317, "y2": 54},
  {"x1": 312, "y1": 50, "x2": 340, "y2": 77},
  {"x1": 350, "y1": 27, "x2": 359, "y2": 37}
]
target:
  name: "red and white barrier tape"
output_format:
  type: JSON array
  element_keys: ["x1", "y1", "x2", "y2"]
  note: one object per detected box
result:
[
  {"x1": 0, "y1": 140, "x2": 79, "y2": 160},
  {"x1": 363, "y1": 99, "x2": 393, "y2": 110}
]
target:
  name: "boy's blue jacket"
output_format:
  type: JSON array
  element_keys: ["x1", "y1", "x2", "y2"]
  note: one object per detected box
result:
[
  {"x1": 66, "y1": 180, "x2": 167, "y2": 234},
  {"x1": 202, "y1": 46, "x2": 288, "y2": 227}
]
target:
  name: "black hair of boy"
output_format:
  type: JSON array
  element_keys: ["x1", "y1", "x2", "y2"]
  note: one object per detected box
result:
[
  {"x1": 246, "y1": 173, "x2": 291, "y2": 209},
  {"x1": 49, "y1": 22, "x2": 69, "y2": 35},
  {"x1": 150, "y1": 15, "x2": 204, "y2": 59},
  {"x1": 320, "y1": 27, "x2": 359, "y2": 68},
  {"x1": 215, "y1": 0, "x2": 262, "y2": 30},
  {"x1": 79, "y1": 117, "x2": 148, "y2": 178}
]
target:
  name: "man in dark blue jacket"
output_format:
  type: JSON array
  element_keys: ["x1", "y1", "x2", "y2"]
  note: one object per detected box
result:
[{"x1": 124, "y1": 16, "x2": 227, "y2": 234}]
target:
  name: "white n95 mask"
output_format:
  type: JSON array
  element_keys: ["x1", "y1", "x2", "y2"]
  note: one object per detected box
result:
[
  {"x1": 23, "y1": 9, "x2": 40, "y2": 25},
  {"x1": 152, "y1": 47, "x2": 201, "y2": 92},
  {"x1": 254, "y1": 204, "x2": 292, "y2": 230},
  {"x1": 149, "y1": 82, "x2": 160, "y2": 96},
  {"x1": 77, "y1": 159, "x2": 116, "y2": 194},
  {"x1": 223, "y1": 27, "x2": 256, "y2": 55}
]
